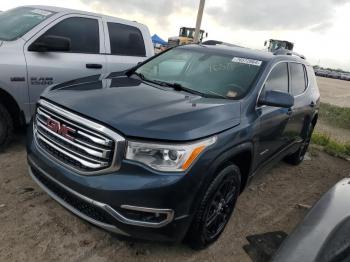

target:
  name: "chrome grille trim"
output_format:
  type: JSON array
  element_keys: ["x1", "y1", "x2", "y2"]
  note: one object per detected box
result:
[
  {"x1": 37, "y1": 107, "x2": 112, "y2": 146},
  {"x1": 37, "y1": 132, "x2": 107, "y2": 169},
  {"x1": 36, "y1": 118, "x2": 111, "y2": 159},
  {"x1": 34, "y1": 99, "x2": 125, "y2": 175}
]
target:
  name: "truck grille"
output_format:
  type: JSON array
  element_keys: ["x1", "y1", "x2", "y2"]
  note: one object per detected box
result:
[{"x1": 34, "y1": 99, "x2": 125, "y2": 174}]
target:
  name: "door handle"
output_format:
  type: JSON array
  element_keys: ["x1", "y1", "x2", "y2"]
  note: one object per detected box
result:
[{"x1": 86, "y1": 63, "x2": 103, "y2": 69}]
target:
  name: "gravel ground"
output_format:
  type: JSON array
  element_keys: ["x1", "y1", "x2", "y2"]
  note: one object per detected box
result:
[{"x1": 0, "y1": 137, "x2": 349, "y2": 262}]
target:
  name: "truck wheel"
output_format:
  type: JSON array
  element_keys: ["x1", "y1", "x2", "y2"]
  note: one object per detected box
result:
[
  {"x1": 186, "y1": 164, "x2": 241, "y2": 250},
  {"x1": 0, "y1": 103, "x2": 14, "y2": 152},
  {"x1": 284, "y1": 123, "x2": 314, "y2": 165}
]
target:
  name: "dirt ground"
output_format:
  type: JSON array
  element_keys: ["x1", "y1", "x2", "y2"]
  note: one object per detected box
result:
[
  {"x1": 316, "y1": 77, "x2": 350, "y2": 108},
  {"x1": 0, "y1": 136, "x2": 349, "y2": 262}
]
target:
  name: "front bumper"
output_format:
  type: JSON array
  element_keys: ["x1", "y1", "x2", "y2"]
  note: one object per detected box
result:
[{"x1": 26, "y1": 126, "x2": 210, "y2": 242}]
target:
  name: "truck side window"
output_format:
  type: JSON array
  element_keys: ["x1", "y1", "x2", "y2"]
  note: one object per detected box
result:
[
  {"x1": 263, "y1": 62, "x2": 289, "y2": 93},
  {"x1": 38, "y1": 17, "x2": 100, "y2": 53},
  {"x1": 290, "y1": 63, "x2": 307, "y2": 96},
  {"x1": 107, "y1": 22, "x2": 146, "y2": 57}
]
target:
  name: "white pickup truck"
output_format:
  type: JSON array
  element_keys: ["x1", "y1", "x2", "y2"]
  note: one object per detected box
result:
[{"x1": 0, "y1": 6, "x2": 154, "y2": 149}]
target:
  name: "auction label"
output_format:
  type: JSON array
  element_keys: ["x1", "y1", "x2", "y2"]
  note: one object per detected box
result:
[
  {"x1": 232, "y1": 57, "x2": 262, "y2": 66},
  {"x1": 31, "y1": 9, "x2": 53, "y2": 16}
]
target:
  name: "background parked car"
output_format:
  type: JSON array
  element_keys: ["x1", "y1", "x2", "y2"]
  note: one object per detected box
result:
[
  {"x1": 340, "y1": 73, "x2": 350, "y2": 81},
  {"x1": 0, "y1": 6, "x2": 154, "y2": 150}
]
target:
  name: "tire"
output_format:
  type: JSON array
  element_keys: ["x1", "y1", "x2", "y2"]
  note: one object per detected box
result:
[
  {"x1": 284, "y1": 123, "x2": 314, "y2": 165},
  {"x1": 0, "y1": 103, "x2": 14, "y2": 152},
  {"x1": 186, "y1": 164, "x2": 241, "y2": 250}
]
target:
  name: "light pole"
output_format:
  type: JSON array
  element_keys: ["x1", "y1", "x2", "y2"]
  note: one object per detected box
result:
[{"x1": 194, "y1": 0, "x2": 205, "y2": 43}]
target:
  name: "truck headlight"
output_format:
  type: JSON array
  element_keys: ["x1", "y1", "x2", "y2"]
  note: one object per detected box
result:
[{"x1": 125, "y1": 136, "x2": 217, "y2": 172}]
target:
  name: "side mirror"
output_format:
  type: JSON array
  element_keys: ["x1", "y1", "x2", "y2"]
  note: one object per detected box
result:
[
  {"x1": 206, "y1": 32, "x2": 208, "y2": 38},
  {"x1": 264, "y1": 40, "x2": 267, "y2": 46},
  {"x1": 29, "y1": 35, "x2": 71, "y2": 52},
  {"x1": 258, "y1": 90, "x2": 294, "y2": 108}
]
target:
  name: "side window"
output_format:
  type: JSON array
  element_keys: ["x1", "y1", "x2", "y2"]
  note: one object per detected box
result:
[
  {"x1": 38, "y1": 17, "x2": 100, "y2": 53},
  {"x1": 290, "y1": 63, "x2": 307, "y2": 96},
  {"x1": 263, "y1": 62, "x2": 289, "y2": 93},
  {"x1": 107, "y1": 22, "x2": 146, "y2": 57}
]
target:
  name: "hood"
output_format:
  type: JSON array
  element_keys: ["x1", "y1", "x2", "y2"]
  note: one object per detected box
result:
[{"x1": 42, "y1": 75, "x2": 241, "y2": 141}]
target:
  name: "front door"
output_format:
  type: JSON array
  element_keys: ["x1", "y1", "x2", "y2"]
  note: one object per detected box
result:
[
  {"x1": 24, "y1": 15, "x2": 107, "y2": 114},
  {"x1": 255, "y1": 62, "x2": 292, "y2": 167}
]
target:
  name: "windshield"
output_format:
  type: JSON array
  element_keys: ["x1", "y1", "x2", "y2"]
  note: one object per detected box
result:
[
  {"x1": 0, "y1": 7, "x2": 56, "y2": 41},
  {"x1": 135, "y1": 48, "x2": 264, "y2": 99}
]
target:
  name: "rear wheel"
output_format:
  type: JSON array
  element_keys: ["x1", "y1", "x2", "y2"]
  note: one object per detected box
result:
[
  {"x1": 0, "y1": 103, "x2": 14, "y2": 152},
  {"x1": 186, "y1": 164, "x2": 241, "y2": 250},
  {"x1": 285, "y1": 123, "x2": 314, "y2": 165}
]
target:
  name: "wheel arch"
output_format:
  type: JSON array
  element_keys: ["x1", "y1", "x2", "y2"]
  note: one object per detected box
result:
[{"x1": 201, "y1": 142, "x2": 254, "y2": 197}]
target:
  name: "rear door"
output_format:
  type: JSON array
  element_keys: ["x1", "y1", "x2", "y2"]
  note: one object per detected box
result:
[
  {"x1": 24, "y1": 15, "x2": 107, "y2": 114},
  {"x1": 104, "y1": 21, "x2": 148, "y2": 73},
  {"x1": 255, "y1": 62, "x2": 292, "y2": 166}
]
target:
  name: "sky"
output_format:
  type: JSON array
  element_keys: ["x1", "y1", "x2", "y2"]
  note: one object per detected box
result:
[{"x1": 1, "y1": 0, "x2": 350, "y2": 70}]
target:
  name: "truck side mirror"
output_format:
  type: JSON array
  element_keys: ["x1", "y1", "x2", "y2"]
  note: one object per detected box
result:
[
  {"x1": 258, "y1": 90, "x2": 294, "y2": 108},
  {"x1": 206, "y1": 32, "x2": 208, "y2": 38},
  {"x1": 264, "y1": 41, "x2": 267, "y2": 46},
  {"x1": 28, "y1": 35, "x2": 71, "y2": 52}
]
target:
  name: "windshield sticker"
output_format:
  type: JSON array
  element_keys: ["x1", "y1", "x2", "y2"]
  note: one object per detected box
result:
[
  {"x1": 232, "y1": 57, "x2": 262, "y2": 66},
  {"x1": 30, "y1": 9, "x2": 52, "y2": 16}
]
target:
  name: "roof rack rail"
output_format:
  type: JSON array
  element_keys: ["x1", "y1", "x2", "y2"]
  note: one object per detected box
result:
[
  {"x1": 202, "y1": 40, "x2": 241, "y2": 48},
  {"x1": 273, "y1": 48, "x2": 306, "y2": 60}
]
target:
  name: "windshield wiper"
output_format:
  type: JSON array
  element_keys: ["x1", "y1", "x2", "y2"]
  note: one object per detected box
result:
[
  {"x1": 154, "y1": 81, "x2": 205, "y2": 96},
  {"x1": 132, "y1": 72, "x2": 165, "y2": 86}
]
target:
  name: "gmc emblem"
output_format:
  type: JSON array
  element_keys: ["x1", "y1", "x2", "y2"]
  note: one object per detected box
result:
[{"x1": 46, "y1": 118, "x2": 75, "y2": 140}]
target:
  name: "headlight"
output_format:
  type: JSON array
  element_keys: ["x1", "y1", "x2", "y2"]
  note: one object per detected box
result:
[{"x1": 126, "y1": 136, "x2": 217, "y2": 172}]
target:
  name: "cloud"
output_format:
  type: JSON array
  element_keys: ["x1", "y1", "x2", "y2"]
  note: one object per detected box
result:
[
  {"x1": 81, "y1": 0, "x2": 350, "y2": 33},
  {"x1": 310, "y1": 21, "x2": 333, "y2": 32},
  {"x1": 206, "y1": 0, "x2": 350, "y2": 31},
  {"x1": 81, "y1": 0, "x2": 196, "y2": 18}
]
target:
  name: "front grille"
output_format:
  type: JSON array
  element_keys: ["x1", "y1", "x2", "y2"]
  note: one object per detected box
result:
[
  {"x1": 31, "y1": 167, "x2": 116, "y2": 225},
  {"x1": 34, "y1": 100, "x2": 123, "y2": 174}
]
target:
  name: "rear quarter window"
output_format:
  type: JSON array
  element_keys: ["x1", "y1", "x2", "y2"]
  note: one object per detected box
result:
[{"x1": 107, "y1": 22, "x2": 146, "y2": 57}]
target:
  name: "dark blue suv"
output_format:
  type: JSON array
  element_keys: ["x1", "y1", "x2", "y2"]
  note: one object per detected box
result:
[{"x1": 27, "y1": 44, "x2": 320, "y2": 249}]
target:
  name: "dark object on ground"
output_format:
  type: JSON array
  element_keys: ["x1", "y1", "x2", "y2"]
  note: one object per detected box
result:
[{"x1": 243, "y1": 231, "x2": 288, "y2": 262}]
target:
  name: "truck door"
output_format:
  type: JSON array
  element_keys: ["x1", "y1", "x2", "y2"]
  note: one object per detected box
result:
[
  {"x1": 103, "y1": 21, "x2": 148, "y2": 73},
  {"x1": 24, "y1": 15, "x2": 107, "y2": 114},
  {"x1": 255, "y1": 62, "x2": 292, "y2": 167}
]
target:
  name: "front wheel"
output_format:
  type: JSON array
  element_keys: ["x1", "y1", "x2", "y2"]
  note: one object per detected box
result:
[
  {"x1": 284, "y1": 123, "x2": 314, "y2": 165},
  {"x1": 186, "y1": 164, "x2": 241, "y2": 250},
  {"x1": 0, "y1": 103, "x2": 14, "y2": 152}
]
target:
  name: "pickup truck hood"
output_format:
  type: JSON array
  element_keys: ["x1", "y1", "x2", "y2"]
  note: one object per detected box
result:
[{"x1": 42, "y1": 75, "x2": 241, "y2": 141}]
